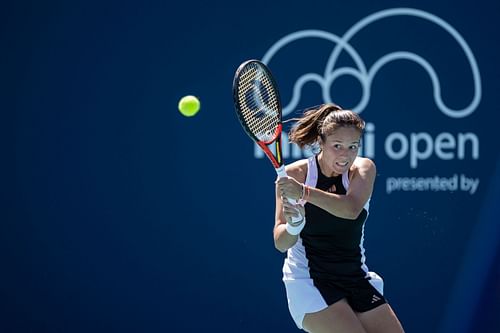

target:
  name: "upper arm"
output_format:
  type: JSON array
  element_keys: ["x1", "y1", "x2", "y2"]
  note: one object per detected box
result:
[{"x1": 346, "y1": 157, "x2": 376, "y2": 214}]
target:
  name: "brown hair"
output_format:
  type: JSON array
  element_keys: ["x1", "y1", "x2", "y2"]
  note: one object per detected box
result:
[{"x1": 288, "y1": 103, "x2": 365, "y2": 148}]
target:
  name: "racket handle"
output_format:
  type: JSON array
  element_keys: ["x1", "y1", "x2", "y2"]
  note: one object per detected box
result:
[
  {"x1": 275, "y1": 165, "x2": 288, "y2": 179},
  {"x1": 275, "y1": 165, "x2": 303, "y2": 224}
]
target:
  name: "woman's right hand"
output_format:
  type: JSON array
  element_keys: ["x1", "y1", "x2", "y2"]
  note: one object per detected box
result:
[{"x1": 282, "y1": 199, "x2": 305, "y2": 226}]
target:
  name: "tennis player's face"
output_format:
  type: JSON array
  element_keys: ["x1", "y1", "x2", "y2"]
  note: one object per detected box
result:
[{"x1": 320, "y1": 126, "x2": 361, "y2": 175}]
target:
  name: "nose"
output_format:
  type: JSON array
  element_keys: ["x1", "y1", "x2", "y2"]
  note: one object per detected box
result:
[{"x1": 338, "y1": 148, "x2": 348, "y2": 157}]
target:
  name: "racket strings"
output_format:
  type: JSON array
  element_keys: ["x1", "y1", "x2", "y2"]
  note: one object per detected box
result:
[{"x1": 237, "y1": 64, "x2": 280, "y2": 142}]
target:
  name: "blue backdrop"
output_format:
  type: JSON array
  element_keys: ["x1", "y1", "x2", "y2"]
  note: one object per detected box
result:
[{"x1": 5, "y1": 0, "x2": 500, "y2": 332}]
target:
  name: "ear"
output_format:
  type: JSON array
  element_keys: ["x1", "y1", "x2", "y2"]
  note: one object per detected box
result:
[{"x1": 318, "y1": 135, "x2": 325, "y2": 149}]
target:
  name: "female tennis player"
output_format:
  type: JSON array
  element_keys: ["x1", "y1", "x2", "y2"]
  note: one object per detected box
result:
[{"x1": 275, "y1": 104, "x2": 404, "y2": 333}]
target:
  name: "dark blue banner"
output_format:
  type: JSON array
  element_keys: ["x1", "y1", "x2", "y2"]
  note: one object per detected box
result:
[{"x1": 6, "y1": 1, "x2": 500, "y2": 332}]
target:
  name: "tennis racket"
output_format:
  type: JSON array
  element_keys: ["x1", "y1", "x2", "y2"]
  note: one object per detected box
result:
[{"x1": 233, "y1": 59, "x2": 300, "y2": 221}]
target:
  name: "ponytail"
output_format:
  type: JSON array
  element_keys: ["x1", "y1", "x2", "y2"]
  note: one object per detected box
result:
[{"x1": 288, "y1": 103, "x2": 365, "y2": 148}]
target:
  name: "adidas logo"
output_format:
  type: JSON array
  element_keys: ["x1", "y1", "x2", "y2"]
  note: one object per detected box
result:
[{"x1": 371, "y1": 294, "x2": 381, "y2": 303}]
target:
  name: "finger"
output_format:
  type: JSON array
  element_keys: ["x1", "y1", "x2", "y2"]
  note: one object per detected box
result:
[
  {"x1": 277, "y1": 177, "x2": 290, "y2": 185},
  {"x1": 284, "y1": 206, "x2": 300, "y2": 216}
]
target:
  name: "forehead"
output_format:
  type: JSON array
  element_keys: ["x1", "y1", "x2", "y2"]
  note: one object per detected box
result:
[{"x1": 323, "y1": 126, "x2": 362, "y2": 142}]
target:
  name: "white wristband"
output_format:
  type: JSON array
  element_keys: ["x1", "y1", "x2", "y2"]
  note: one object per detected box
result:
[{"x1": 286, "y1": 216, "x2": 306, "y2": 235}]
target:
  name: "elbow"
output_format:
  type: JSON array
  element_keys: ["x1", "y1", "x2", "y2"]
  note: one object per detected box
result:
[
  {"x1": 275, "y1": 243, "x2": 288, "y2": 253},
  {"x1": 274, "y1": 238, "x2": 289, "y2": 253},
  {"x1": 340, "y1": 198, "x2": 367, "y2": 220},
  {"x1": 343, "y1": 207, "x2": 363, "y2": 220}
]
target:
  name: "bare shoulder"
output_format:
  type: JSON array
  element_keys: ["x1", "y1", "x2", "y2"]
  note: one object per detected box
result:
[
  {"x1": 284, "y1": 159, "x2": 308, "y2": 183},
  {"x1": 352, "y1": 157, "x2": 376, "y2": 177}
]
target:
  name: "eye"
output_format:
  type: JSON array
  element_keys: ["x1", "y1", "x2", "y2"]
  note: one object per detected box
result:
[
  {"x1": 333, "y1": 144, "x2": 342, "y2": 149},
  {"x1": 349, "y1": 145, "x2": 359, "y2": 150}
]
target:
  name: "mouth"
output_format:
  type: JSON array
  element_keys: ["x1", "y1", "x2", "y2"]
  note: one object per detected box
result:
[{"x1": 335, "y1": 161, "x2": 349, "y2": 167}]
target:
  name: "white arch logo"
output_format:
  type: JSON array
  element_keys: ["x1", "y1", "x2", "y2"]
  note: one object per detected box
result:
[{"x1": 261, "y1": 8, "x2": 482, "y2": 119}]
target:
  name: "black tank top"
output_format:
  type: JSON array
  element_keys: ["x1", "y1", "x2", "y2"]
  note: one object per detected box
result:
[{"x1": 301, "y1": 156, "x2": 369, "y2": 281}]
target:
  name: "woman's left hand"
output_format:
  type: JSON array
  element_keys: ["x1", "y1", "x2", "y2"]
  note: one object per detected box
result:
[{"x1": 276, "y1": 177, "x2": 303, "y2": 201}]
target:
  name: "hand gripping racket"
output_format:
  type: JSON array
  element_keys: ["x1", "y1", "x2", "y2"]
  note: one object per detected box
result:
[{"x1": 233, "y1": 59, "x2": 301, "y2": 222}]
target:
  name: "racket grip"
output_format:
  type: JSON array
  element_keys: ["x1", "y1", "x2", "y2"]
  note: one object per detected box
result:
[
  {"x1": 275, "y1": 165, "x2": 302, "y2": 224},
  {"x1": 276, "y1": 165, "x2": 288, "y2": 179}
]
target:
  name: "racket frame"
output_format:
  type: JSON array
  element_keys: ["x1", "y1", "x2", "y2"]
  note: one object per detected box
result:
[{"x1": 232, "y1": 59, "x2": 285, "y2": 170}]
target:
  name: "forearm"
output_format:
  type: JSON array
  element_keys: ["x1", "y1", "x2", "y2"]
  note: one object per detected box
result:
[
  {"x1": 306, "y1": 186, "x2": 360, "y2": 219},
  {"x1": 273, "y1": 223, "x2": 299, "y2": 253}
]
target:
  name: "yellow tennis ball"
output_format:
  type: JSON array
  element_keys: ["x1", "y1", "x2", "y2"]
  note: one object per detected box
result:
[{"x1": 178, "y1": 95, "x2": 200, "y2": 117}]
